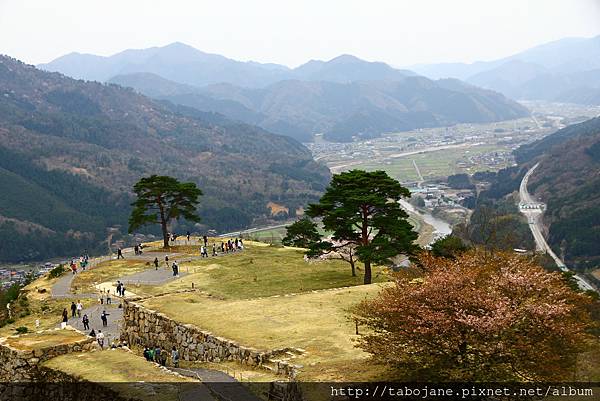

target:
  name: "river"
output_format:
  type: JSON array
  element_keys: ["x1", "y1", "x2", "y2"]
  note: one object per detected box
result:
[{"x1": 399, "y1": 199, "x2": 452, "y2": 243}]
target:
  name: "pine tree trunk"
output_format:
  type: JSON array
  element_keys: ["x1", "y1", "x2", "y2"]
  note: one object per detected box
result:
[
  {"x1": 363, "y1": 261, "x2": 372, "y2": 284},
  {"x1": 162, "y1": 220, "x2": 169, "y2": 249}
]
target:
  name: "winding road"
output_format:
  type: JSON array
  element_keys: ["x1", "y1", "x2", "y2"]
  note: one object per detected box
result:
[{"x1": 519, "y1": 164, "x2": 596, "y2": 292}]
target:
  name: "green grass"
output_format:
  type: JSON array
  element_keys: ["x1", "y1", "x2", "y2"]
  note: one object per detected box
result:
[
  {"x1": 247, "y1": 227, "x2": 288, "y2": 243},
  {"x1": 131, "y1": 242, "x2": 388, "y2": 299},
  {"x1": 141, "y1": 284, "x2": 393, "y2": 381}
]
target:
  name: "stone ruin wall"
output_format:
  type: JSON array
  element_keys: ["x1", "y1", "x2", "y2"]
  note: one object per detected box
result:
[
  {"x1": 0, "y1": 329, "x2": 96, "y2": 381},
  {"x1": 120, "y1": 297, "x2": 301, "y2": 378}
]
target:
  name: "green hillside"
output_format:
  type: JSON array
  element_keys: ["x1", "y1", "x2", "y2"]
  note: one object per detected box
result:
[{"x1": 0, "y1": 56, "x2": 330, "y2": 262}]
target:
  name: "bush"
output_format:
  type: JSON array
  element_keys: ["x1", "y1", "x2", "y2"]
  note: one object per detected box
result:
[
  {"x1": 48, "y1": 264, "x2": 66, "y2": 279},
  {"x1": 15, "y1": 326, "x2": 28, "y2": 334},
  {"x1": 430, "y1": 235, "x2": 468, "y2": 259}
]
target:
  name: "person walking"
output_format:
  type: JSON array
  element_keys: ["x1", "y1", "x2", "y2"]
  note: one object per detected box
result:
[
  {"x1": 203, "y1": 235, "x2": 208, "y2": 247},
  {"x1": 153, "y1": 257, "x2": 159, "y2": 270},
  {"x1": 82, "y1": 314, "x2": 90, "y2": 330},
  {"x1": 61, "y1": 308, "x2": 68, "y2": 324},
  {"x1": 186, "y1": 231, "x2": 191, "y2": 242},
  {"x1": 97, "y1": 330, "x2": 105, "y2": 349},
  {"x1": 117, "y1": 248, "x2": 124, "y2": 259},
  {"x1": 106, "y1": 291, "x2": 112, "y2": 305},
  {"x1": 171, "y1": 346, "x2": 179, "y2": 368},
  {"x1": 164, "y1": 255, "x2": 169, "y2": 268},
  {"x1": 212, "y1": 243, "x2": 217, "y2": 257},
  {"x1": 76, "y1": 300, "x2": 83, "y2": 318},
  {"x1": 70, "y1": 301, "x2": 77, "y2": 318},
  {"x1": 101, "y1": 310, "x2": 109, "y2": 327}
]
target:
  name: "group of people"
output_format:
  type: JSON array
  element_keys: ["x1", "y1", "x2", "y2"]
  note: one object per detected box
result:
[
  {"x1": 69, "y1": 300, "x2": 84, "y2": 318},
  {"x1": 133, "y1": 244, "x2": 144, "y2": 256},
  {"x1": 70, "y1": 252, "x2": 90, "y2": 274},
  {"x1": 61, "y1": 302, "x2": 111, "y2": 346},
  {"x1": 199, "y1": 238, "x2": 244, "y2": 258},
  {"x1": 143, "y1": 346, "x2": 179, "y2": 368},
  {"x1": 115, "y1": 281, "x2": 127, "y2": 296}
]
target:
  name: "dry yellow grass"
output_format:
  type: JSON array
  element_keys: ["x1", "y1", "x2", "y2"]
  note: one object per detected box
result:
[
  {"x1": 71, "y1": 259, "x2": 149, "y2": 294},
  {"x1": 266, "y1": 201, "x2": 289, "y2": 215},
  {"x1": 141, "y1": 284, "x2": 393, "y2": 380},
  {"x1": 0, "y1": 297, "x2": 97, "y2": 337},
  {"x1": 3, "y1": 328, "x2": 86, "y2": 351},
  {"x1": 43, "y1": 350, "x2": 197, "y2": 401}
]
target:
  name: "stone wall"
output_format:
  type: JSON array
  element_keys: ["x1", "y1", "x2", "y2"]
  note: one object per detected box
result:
[
  {"x1": 0, "y1": 328, "x2": 96, "y2": 381},
  {"x1": 121, "y1": 298, "x2": 302, "y2": 378}
]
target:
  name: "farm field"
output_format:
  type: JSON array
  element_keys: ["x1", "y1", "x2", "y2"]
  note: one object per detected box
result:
[{"x1": 353, "y1": 143, "x2": 511, "y2": 182}]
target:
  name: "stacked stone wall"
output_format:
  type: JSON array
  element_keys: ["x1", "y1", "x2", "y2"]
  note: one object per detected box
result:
[
  {"x1": 121, "y1": 298, "x2": 301, "y2": 378},
  {"x1": 0, "y1": 329, "x2": 95, "y2": 381}
]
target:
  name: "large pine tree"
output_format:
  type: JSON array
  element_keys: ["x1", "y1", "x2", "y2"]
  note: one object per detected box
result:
[
  {"x1": 307, "y1": 170, "x2": 418, "y2": 284},
  {"x1": 128, "y1": 175, "x2": 202, "y2": 248}
]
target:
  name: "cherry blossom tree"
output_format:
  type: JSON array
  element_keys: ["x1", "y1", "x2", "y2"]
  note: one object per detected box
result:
[{"x1": 353, "y1": 251, "x2": 594, "y2": 381}]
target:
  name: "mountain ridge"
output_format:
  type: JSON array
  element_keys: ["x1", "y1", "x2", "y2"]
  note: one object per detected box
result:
[
  {"x1": 108, "y1": 70, "x2": 529, "y2": 143},
  {"x1": 0, "y1": 55, "x2": 329, "y2": 262},
  {"x1": 411, "y1": 35, "x2": 600, "y2": 104}
]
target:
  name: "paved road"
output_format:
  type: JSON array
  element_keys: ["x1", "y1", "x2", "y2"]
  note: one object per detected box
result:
[{"x1": 519, "y1": 163, "x2": 596, "y2": 292}]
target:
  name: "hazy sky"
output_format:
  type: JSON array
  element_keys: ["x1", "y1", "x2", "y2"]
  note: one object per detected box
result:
[{"x1": 1, "y1": 0, "x2": 600, "y2": 67}]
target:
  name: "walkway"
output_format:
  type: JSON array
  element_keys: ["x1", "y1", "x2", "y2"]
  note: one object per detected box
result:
[
  {"x1": 58, "y1": 302, "x2": 123, "y2": 346},
  {"x1": 172, "y1": 367, "x2": 263, "y2": 401}
]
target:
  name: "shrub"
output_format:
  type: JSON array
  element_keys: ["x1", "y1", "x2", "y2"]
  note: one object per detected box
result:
[
  {"x1": 48, "y1": 264, "x2": 66, "y2": 279},
  {"x1": 15, "y1": 326, "x2": 28, "y2": 334}
]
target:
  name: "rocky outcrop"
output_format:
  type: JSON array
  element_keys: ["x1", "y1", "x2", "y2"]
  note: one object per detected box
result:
[{"x1": 121, "y1": 298, "x2": 302, "y2": 378}]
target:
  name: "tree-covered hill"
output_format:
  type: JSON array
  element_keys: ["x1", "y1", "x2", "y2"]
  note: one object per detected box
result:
[
  {"x1": 0, "y1": 55, "x2": 329, "y2": 262},
  {"x1": 482, "y1": 118, "x2": 600, "y2": 270},
  {"x1": 111, "y1": 73, "x2": 530, "y2": 143}
]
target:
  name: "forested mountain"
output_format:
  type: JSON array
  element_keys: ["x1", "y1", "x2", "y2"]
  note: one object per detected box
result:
[
  {"x1": 412, "y1": 35, "x2": 600, "y2": 105},
  {"x1": 0, "y1": 55, "x2": 329, "y2": 262},
  {"x1": 478, "y1": 118, "x2": 600, "y2": 270},
  {"x1": 516, "y1": 117, "x2": 600, "y2": 270},
  {"x1": 110, "y1": 73, "x2": 529, "y2": 143}
]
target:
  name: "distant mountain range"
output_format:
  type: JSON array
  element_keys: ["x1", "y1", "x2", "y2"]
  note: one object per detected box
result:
[
  {"x1": 411, "y1": 35, "x2": 600, "y2": 105},
  {"x1": 0, "y1": 55, "x2": 329, "y2": 262},
  {"x1": 39, "y1": 43, "x2": 415, "y2": 88},
  {"x1": 40, "y1": 43, "x2": 529, "y2": 143}
]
